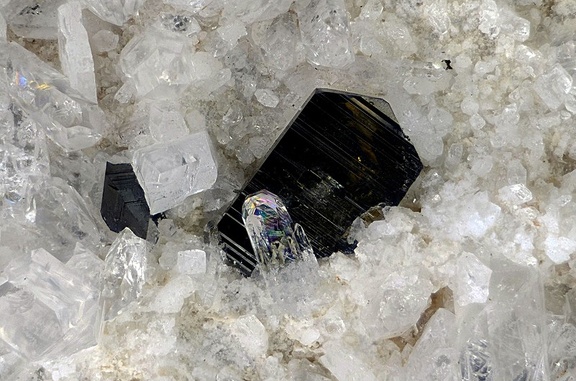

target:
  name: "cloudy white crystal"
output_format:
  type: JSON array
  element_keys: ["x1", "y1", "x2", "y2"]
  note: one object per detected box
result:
[
  {"x1": 58, "y1": 1, "x2": 98, "y2": 104},
  {"x1": 455, "y1": 253, "x2": 492, "y2": 306},
  {"x1": 3, "y1": 0, "x2": 576, "y2": 380},
  {"x1": 132, "y1": 130, "x2": 217, "y2": 214},
  {"x1": 82, "y1": 0, "x2": 145, "y2": 26},
  {"x1": 296, "y1": 0, "x2": 355, "y2": 68}
]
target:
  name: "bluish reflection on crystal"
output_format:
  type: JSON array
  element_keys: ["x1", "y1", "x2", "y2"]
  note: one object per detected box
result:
[{"x1": 242, "y1": 190, "x2": 314, "y2": 270}]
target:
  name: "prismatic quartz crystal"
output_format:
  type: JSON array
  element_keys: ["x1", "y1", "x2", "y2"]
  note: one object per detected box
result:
[
  {"x1": 57, "y1": 1, "x2": 97, "y2": 104},
  {"x1": 242, "y1": 190, "x2": 314, "y2": 271}
]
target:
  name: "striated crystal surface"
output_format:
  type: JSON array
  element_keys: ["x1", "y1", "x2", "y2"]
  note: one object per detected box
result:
[
  {"x1": 218, "y1": 89, "x2": 422, "y2": 274},
  {"x1": 100, "y1": 162, "x2": 153, "y2": 239},
  {"x1": 242, "y1": 190, "x2": 314, "y2": 271},
  {"x1": 132, "y1": 130, "x2": 218, "y2": 214},
  {"x1": 4, "y1": 1, "x2": 576, "y2": 379}
]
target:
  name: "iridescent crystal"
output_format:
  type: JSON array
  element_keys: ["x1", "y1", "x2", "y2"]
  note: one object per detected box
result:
[{"x1": 242, "y1": 190, "x2": 313, "y2": 270}]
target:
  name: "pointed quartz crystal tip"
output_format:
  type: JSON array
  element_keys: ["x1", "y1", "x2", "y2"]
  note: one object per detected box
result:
[{"x1": 242, "y1": 190, "x2": 314, "y2": 270}]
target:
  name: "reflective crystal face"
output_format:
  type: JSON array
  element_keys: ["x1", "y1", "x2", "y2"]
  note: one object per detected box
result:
[
  {"x1": 100, "y1": 163, "x2": 153, "y2": 239},
  {"x1": 218, "y1": 89, "x2": 423, "y2": 275},
  {"x1": 242, "y1": 190, "x2": 313, "y2": 270},
  {"x1": 132, "y1": 130, "x2": 217, "y2": 214}
]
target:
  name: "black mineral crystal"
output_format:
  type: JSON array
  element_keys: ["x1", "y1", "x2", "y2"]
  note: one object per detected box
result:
[
  {"x1": 218, "y1": 89, "x2": 423, "y2": 275},
  {"x1": 101, "y1": 162, "x2": 154, "y2": 239}
]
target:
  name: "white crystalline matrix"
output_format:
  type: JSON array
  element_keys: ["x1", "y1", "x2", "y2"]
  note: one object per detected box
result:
[{"x1": 2, "y1": 0, "x2": 576, "y2": 380}]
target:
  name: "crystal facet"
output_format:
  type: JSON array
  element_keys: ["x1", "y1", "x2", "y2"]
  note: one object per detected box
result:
[
  {"x1": 132, "y1": 130, "x2": 218, "y2": 215},
  {"x1": 218, "y1": 89, "x2": 423, "y2": 274},
  {"x1": 242, "y1": 190, "x2": 314, "y2": 270},
  {"x1": 100, "y1": 162, "x2": 155, "y2": 239},
  {"x1": 57, "y1": 1, "x2": 98, "y2": 104},
  {"x1": 0, "y1": 247, "x2": 100, "y2": 360},
  {"x1": 296, "y1": 0, "x2": 354, "y2": 68},
  {"x1": 99, "y1": 228, "x2": 149, "y2": 324}
]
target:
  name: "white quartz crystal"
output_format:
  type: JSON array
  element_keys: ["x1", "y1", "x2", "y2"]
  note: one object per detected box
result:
[
  {"x1": 455, "y1": 253, "x2": 492, "y2": 306},
  {"x1": 147, "y1": 101, "x2": 189, "y2": 142},
  {"x1": 403, "y1": 309, "x2": 458, "y2": 380},
  {"x1": 91, "y1": 29, "x2": 119, "y2": 53},
  {"x1": 99, "y1": 228, "x2": 149, "y2": 322},
  {"x1": 4, "y1": 0, "x2": 576, "y2": 379},
  {"x1": 58, "y1": 1, "x2": 98, "y2": 104},
  {"x1": 1, "y1": 41, "x2": 104, "y2": 151},
  {"x1": 319, "y1": 341, "x2": 377, "y2": 381},
  {"x1": 296, "y1": 0, "x2": 354, "y2": 68},
  {"x1": 254, "y1": 88, "x2": 280, "y2": 108},
  {"x1": 0, "y1": 248, "x2": 100, "y2": 359},
  {"x1": 176, "y1": 249, "x2": 207, "y2": 275},
  {"x1": 230, "y1": 315, "x2": 268, "y2": 358},
  {"x1": 534, "y1": 64, "x2": 573, "y2": 110},
  {"x1": 1, "y1": 0, "x2": 67, "y2": 39},
  {"x1": 82, "y1": 0, "x2": 146, "y2": 26},
  {"x1": 132, "y1": 130, "x2": 218, "y2": 214}
]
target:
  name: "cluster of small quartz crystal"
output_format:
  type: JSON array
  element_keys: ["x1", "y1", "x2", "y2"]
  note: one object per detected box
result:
[{"x1": 1, "y1": 0, "x2": 576, "y2": 380}]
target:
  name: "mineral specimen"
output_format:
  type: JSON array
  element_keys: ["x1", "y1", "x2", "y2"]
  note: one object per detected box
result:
[
  {"x1": 57, "y1": 1, "x2": 97, "y2": 104},
  {"x1": 132, "y1": 130, "x2": 218, "y2": 215},
  {"x1": 100, "y1": 162, "x2": 153, "y2": 239},
  {"x1": 242, "y1": 190, "x2": 314, "y2": 271},
  {"x1": 218, "y1": 89, "x2": 423, "y2": 274}
]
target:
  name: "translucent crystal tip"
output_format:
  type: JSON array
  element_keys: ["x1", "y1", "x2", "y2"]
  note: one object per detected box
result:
[{"x1": 242, "y1": 190, "x2": 313, "y2": 270}]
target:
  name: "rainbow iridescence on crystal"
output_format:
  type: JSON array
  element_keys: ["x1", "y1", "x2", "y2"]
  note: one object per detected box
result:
[{"x1": 242, "y1": 190, "x2": 313, "y2": 270}]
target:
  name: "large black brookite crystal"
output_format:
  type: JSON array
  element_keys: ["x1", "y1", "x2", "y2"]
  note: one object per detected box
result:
[
  {"x1": 101, "y1": 162, "x2": 155, "y2": 239},
  {"x1": 218, "y1": 89, "x2": 423, "y2": 275}
]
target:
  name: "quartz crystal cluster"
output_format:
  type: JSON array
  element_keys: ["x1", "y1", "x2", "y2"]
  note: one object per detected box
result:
[{"x1": 2, "y1": 0, "x2": 576, "y2": 380}]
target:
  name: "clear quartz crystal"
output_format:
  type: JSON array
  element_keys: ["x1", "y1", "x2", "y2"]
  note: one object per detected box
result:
[
  {"x1": 99, "y1": 228, "x2": 149, "y2": 324},
  {"x1": 0, "y1": 248, "x2": 100, "y2": 360},
  {"x1": 242, "y1": 190, "x2": 314, "y2": 271},
  {"x1": 2, "y1": 41, "x2": 104, "y2": 151},
  {"x1": 1, "y1": 0, "x2": 67, "y2": 39}
]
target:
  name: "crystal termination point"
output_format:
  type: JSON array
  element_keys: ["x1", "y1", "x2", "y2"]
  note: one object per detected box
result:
[
  {"x1": 218, "y1": 89, "x2": 423, "y2": 275},
  {"x1": 242, "y1": 190, "x2": 314, "y2": 271}
]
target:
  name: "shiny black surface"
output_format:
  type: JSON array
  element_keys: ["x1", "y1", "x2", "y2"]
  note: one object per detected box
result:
[
  {"x1": 218, "y1": 89, "x2": 423, "y2": 275},
  {"x1": 100, "y1": 162, "x2": 151, "y2": 239}
]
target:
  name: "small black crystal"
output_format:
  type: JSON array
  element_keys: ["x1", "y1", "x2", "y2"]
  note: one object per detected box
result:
[
  {"x1": 101, "y1": 162, "x2": 154, "y2": 239},
  {"x1": 218, "y1": 89, "x2": 424, "y2": 275}
]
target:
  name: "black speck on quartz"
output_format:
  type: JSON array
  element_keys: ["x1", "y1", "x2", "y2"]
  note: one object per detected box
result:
[
  {"x1": 217, "y1": 89, "x2": 424, "y2": 275},
  {"x1": 100, "y1": 162, "x2": 160, "y2": 239}
]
